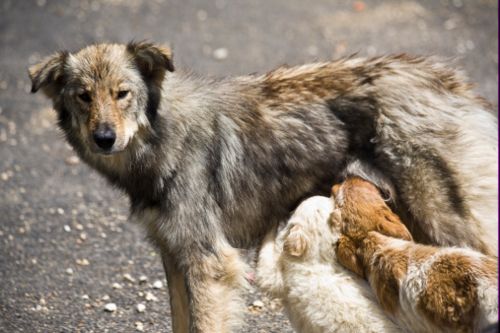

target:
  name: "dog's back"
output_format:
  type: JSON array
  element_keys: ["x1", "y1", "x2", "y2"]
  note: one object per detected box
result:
[{"x1": 30, "y1": 44, "x2": 497, "y2": 331}]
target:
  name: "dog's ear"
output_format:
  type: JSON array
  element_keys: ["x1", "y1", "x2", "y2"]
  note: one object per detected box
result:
[
  {"x1": 127, "y1": 41, "x2": 174, "y2": 85},
  {"x1": 283, "y1": 225, "x2": 308, "y2": 257},
  {"x1": 28, "y1": 51, "x2": 68, "y2": 98}
]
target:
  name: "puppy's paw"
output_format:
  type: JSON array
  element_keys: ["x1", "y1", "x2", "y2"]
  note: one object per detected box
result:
[{"x1": 336, "y1": 235, "x2": 365, "y2": 277}]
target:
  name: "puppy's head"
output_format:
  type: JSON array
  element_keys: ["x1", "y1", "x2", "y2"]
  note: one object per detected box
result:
[
  {"x1": 331, "y1": 177, "x2": 412, "y2": 242},
  {"x1": 29, "y1": 42, "x2": 173, "y2": 156},
  {"x1": 280, "y1": 196, "x2": 339, "y2": 263},
  {"x1": 331, "y1": 176, "x2": 384, "y2": 209}
]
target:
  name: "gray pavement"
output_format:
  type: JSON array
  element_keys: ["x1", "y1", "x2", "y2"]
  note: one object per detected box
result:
[{"x1": 0, "y1": 0, "x2": 497, "y2": 332}]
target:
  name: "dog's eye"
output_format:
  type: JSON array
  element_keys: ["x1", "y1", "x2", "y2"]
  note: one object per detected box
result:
[
  {"x1": 78, "y1": 92, "x2": 92, "y2": 103},
  {"x1": 117, "y1": 90, "x2": 129, "y2": 99}
]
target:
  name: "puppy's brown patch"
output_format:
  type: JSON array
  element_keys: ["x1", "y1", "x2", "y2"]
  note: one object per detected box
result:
[{"x1": 417, "y1": 253, "x2": 478, "y2": 331}]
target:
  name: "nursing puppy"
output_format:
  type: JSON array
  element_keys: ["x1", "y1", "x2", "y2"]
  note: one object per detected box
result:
[
  {"x1": 256, "y1": 196, "x2": 401, "y2": 333},
  {"x1": 29, "y1": 42, "x2": 497, "y2": 332},
  {"x1": 333, "y1": 177, "x2": 499, "y2": 333}
]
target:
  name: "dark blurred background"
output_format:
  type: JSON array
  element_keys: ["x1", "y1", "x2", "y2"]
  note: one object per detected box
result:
[{"x1": 0, "y1": 1, "x2": 497, "y2": 332}]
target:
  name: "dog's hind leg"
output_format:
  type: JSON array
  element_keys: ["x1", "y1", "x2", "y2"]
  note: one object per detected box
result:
[{"x1": 162, "y1": 250, "x2": 190, "y2": 333}]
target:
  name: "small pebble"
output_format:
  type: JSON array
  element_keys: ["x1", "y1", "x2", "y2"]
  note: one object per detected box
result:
[
  {"x1": 444, "y1": 19, "x2": 457, "y2": 30},
  {"x1": 123, "y1": 273, "x2": 135, "y2": 283},
  {"x1": 213, "y1": 48, "x2": 228, "y2": 60},
  {"x1": 135, "y1": 321, "x2": 145, "y2": 332},
  {"x1": 66, "y1": 268, "x2": 74, "y2": 275},
  {"x1": 145, "y1": 292, "x2": 158, "y2": 302},
  {"x1": 252, "y1": 300, "x2": 264, "y2": 308},
  {"x1": 152, "y1": 280, "x2": 163, "y2": 289},
  {"x1": 102, "y1": 295, "x2": 110, "y2": 301},
  {"x1": 76, "y1": 258, "x2": 90, "y2": 266},
  {"x1": 353, "y1": 1, "x2": 366, "y2": 12},
  {"x1": 65, "y1": 155, "x2": 80, "y2": 165},
  {"x1": 139, "y1": 275, "x2": 148, "y2": 283},
  {"x1": 112, "y1": 283, "x2": 123, "y2": 289},
  {"x1": 104, "y1": 303, "x2": 117, "y2": 312},
  {"x1": 196, "y1": 10, "x2": 207, "y2": 21},
  {"x1": 136, "y1": 303, "x2": 146, "y2": 313},
  {"x1": 79, "y1": 233, "x2": 87, "y2": 241},
  {"x1": 63, "y1": 225, "x2": 71, "y2": 232},
  {"x1": 82, "y1": 294, "x2": 90, "y2": 300},
  {"x1": 57, "y1": 208, "x2": 65, "y2": 215}
]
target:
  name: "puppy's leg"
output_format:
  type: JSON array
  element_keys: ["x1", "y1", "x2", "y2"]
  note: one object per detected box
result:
[
  {"x1": 161, "y1": 250, "x2": 190, "y2": 333},
  {"x1": 256, "y1": 227, "x2": 284, "y2": 297},
  {"x1": 336, "y1": 235, "x2": 365, "y2": 277},
  {"x1": 359, "y1": 232, "x2": 409, "y2": 315},
  {"x1": 184, "y1": 243, "x2": 248, "y2": 333}
]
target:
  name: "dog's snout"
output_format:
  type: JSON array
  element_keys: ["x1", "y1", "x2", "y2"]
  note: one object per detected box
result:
[{"x1": 93, "y1": 124, "x2": 116, "y2": 151}]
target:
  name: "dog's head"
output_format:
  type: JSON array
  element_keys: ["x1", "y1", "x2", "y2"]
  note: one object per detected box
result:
[
  {"x1": 279, "y1": 196, "x2": 340, "y2": 263},
  {"x1": 29, "y1": 42, "x2": 173, "y2": 156}
]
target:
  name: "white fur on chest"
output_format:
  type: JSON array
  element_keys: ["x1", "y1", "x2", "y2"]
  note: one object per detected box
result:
[{"x1": 284, "y1": 262, "x2": 401, "y2": 333}]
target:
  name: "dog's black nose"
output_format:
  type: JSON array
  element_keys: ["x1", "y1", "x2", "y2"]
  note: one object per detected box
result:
[{"x1": 93, "y1": 125, "x2": 116, "y2": 151}]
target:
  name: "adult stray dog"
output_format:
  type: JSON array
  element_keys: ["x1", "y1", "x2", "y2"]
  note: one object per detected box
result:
[
  {"x1": 256, "y1": 196, "x2": 401, "y2": 333},
  {"x1": 29, "y1": 42, "x2": 497, "y2": 332},
  {"x1": 332, "y1": 177, "x2": 498, "y2": 332}
]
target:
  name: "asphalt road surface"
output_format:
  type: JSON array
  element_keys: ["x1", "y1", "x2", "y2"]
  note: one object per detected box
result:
[{"x1": 0, "y1": 0, "x2": 497, "y2": 332}]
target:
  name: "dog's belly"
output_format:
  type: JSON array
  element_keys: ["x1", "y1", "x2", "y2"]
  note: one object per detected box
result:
[{"x1": 221, "y1": 163, "x2": 341, "y2": 248}]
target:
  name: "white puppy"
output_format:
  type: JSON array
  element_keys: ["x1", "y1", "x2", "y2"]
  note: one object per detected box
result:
[{"x1": 256, "y1": 196, "x2": 401, "y2": 333}]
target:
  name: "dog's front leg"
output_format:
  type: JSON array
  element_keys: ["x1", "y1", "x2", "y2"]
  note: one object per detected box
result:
[
  {"x1": 161, "y1": 249, "x2": 190, "y2": 333},
  {"x1": 181, "y1": 243, "x2": 248, "y2": 333}
]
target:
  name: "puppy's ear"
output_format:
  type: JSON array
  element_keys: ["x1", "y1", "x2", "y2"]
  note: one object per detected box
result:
[
  {"x1": 28, "y1": 51, "x2": 68, "y2": 98},
  {"x1": 127, "y1": 41, "x2": 174, "y2": 84},
  {"x1": 283, "y1": 225, "x2": 308, "y2": 257},
  {"x1": 328, "y1": 208, "x2": 342, "y2": 229},
  {"x1": 376, "y1": 207, "x2": 413, "y2": 241},
  {"x1": 331, "y1": 184, "x2": 341, "y2": 198}
]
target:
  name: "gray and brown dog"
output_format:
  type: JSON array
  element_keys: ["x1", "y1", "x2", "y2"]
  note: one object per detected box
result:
[{"x1": 29, "y1": 42, "x2": 497, "y2": 332}]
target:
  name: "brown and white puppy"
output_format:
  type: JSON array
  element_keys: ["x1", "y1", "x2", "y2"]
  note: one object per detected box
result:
[
  {"x1": 29, "y1": 42, "x2": 497, "y2": 332},
  {"x1": 333, "y1": 177, "x2": 499, "y2": 333},
  {"x1": 256, "y1": 196, "x2": 402, "y2": 333}
]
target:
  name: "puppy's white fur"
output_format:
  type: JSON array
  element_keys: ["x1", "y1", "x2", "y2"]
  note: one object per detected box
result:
[{"x1": 256, "y1": 196, "x2": 401, "y2": 333}]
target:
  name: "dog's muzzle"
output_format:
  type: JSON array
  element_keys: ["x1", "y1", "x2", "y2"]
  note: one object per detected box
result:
[{"x1": 93, "y1": 124, "x2": 116, "y2": 152}]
